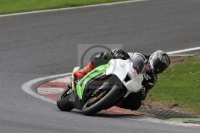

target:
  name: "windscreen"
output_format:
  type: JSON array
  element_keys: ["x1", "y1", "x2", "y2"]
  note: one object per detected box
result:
[{"x1": 132, "y1": 56, "x2": 146, "y2": 74}]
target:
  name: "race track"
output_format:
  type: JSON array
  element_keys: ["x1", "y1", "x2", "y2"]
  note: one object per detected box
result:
[{"x1": 0, "y1": 0, "x2": 200, "y2": 132}]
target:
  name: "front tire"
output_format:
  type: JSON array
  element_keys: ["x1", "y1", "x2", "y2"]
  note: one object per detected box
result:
[
  {"x1": 82, "y1": 84, "x2": 121, "y2": 116},
  {"x1": 57, "y1": 87, "x2": 74, "y2": 111}
]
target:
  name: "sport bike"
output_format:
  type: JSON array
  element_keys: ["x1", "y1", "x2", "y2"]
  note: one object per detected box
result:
[{"x1": 57, "y1": 57, "x2": 145, "y2": 116}]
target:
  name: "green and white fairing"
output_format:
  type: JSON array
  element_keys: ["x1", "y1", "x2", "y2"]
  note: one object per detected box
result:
[
  {"x1": 76, "y1": 62, "x2": 110, "y2": 100},
  {"x1": 76, "y1": 59, "x2": 144, "y2": 100}
]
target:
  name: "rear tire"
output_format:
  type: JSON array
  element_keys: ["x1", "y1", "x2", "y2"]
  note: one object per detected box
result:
[
  {"x1": 82, "y1": 84, "x2": 121, "y2": 116},
  {"x1": 57, "y1": 88, "x2": 74, "y2": 111}
]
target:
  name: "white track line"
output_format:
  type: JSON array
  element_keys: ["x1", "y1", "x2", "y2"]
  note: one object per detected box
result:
[
  {"x1": 21, "y1": 73, "x2": 71, "y2": 104},
  {"x1": 37, "y1": 87, "x2": 65, "y2": 95},
  {"x1": 167, "y1": 46, "x2": 200, "y2": 55},
  {"x1": 0, "y1": 0, "x2": 147, "y2": 18}
]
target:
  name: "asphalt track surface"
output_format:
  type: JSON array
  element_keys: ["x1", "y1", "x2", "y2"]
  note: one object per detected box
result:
[{"x1": 0, "y1": 0, "x2": 200, "y2": 132}]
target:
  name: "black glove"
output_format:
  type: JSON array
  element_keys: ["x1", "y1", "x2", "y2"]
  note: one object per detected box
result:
[{"x1": 110, "y1": 48, "x2": 130, "y2": 60}]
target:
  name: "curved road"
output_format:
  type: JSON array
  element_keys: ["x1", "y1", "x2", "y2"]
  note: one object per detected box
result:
[{"x1": 0, "y1": 0, "x2": 200, "y2": 132}]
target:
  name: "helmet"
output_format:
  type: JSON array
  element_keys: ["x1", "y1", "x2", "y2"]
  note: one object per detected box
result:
[{"x1": 149, "y1": 50, "x2": 170, "y2": 74}]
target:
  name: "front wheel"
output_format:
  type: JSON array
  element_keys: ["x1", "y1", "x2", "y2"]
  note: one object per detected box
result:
[
  {"x1": 57, "y1": 87, "x2": 74, "y2": 111},
  {"x1": 82, "y1": 84, "x2": 121, "y2": 116}
]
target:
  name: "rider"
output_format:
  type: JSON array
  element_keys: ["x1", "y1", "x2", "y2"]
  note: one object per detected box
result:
[{"x1": 73, "y1": 48, "x2": 170, "y2": 110}]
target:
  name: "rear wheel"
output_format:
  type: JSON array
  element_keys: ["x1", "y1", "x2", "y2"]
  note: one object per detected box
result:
[
  {"x1": 82, "y1": 83, "x2": 121, "y2": 116},
  {"x1": 57, "y1": 87, "x2": 74, "y2": 111}
]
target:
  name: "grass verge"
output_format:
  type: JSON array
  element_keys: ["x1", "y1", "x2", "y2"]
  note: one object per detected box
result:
[
  {"x1": 0, "y1": 0, "x2": 129, "y2": 15},
  {"x1": 147, "y1": 55, "x2": 200, "y2": 113}
]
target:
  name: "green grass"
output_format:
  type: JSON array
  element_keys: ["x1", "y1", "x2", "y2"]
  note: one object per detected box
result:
[
  {"x1": 148, "y1": 56, "x2": 200, "y2": 113},
  {"x1": 0, "y1": 0, "x2": 128, "y2": 15}
]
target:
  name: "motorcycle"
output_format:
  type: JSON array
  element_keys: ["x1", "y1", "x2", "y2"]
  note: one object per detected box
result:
[{"x1": 57, "y1": 57, "x2": 146, "y2": 116}]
